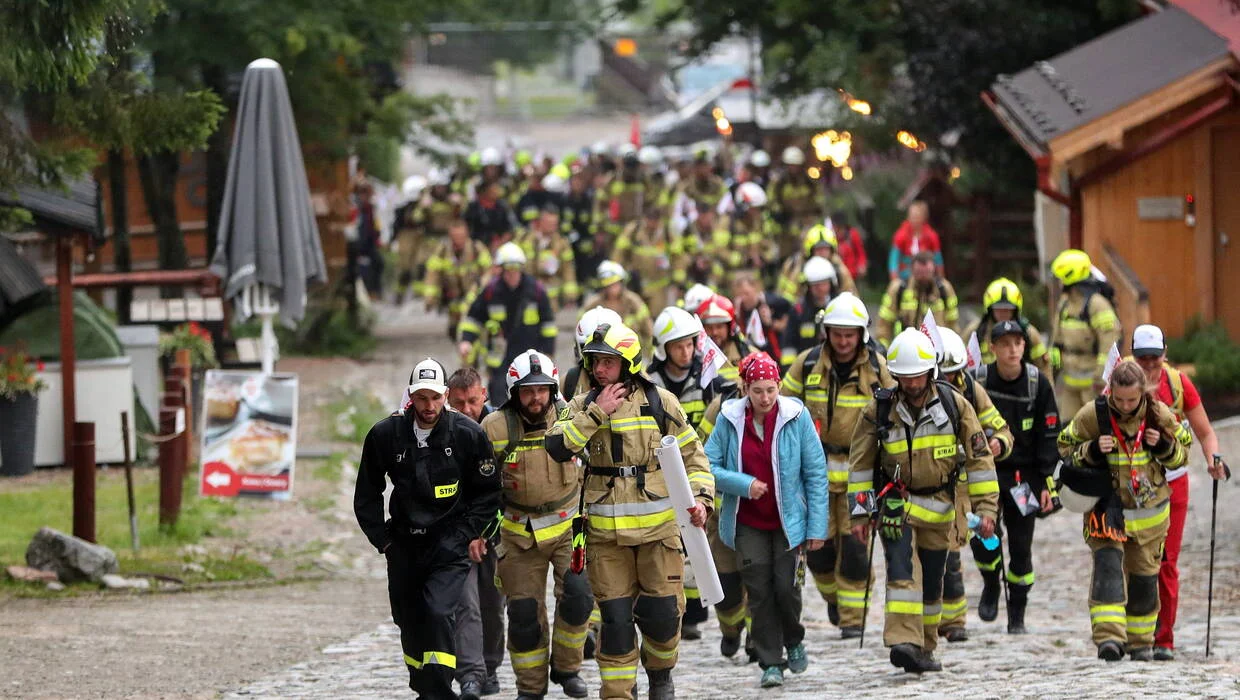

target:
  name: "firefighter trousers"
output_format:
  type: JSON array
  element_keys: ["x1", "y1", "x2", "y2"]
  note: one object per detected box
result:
[
  {"x1": 881, "y1": 522, "x2": 951, "y2": 653},
  {"x1": 496, "y1": 530, "x2": 593, "y2": 695},
  {"x1": 1087, "y1": 512, "x2": 1169, "y2": 650},
  {"x1": 387, "y1": 536, "x2": 472, "y2": 699},
  {"x1": 708, "y1": 510, "x2": 748, "y2": 639},
  {"x1": 587, "y1": 536, "x2": 685, "y2": 700},
  {"x1": 805, "y1": 490, "x2": 870, "y2": 628}
]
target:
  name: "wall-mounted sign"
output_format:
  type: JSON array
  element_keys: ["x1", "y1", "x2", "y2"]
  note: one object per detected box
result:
[{"x1": 1137, "y1": 197, "x2": 1185, "y2": 221}]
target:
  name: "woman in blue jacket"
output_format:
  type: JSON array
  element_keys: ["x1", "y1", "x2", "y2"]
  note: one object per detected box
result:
[{"x1": 705, "y1": 352, "x2": 828, "y2": 689}]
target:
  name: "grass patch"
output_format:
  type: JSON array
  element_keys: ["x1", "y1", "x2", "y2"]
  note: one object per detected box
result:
[
  {"x1": 310, "y1": 451, "x2": 350, "y2": 483},
  {"x1": 322, "y1": 392, "x2": 390, "y2": 444},
  {"x1": 0, "y1": 467, "x2": 271, "y2": 592}
]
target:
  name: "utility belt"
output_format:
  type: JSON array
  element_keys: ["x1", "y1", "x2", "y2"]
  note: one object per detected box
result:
[
  {"x1": 506, "y1": 491, "x2": 579, "y2": 516},
  {"x1": 591, "y1": 463, "x2": 657, "y2": 478},
  {"x1": 878, "y1": 463, "x2": 960, "y2": 498}
]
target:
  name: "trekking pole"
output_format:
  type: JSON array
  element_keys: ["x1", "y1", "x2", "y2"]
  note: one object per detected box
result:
[
  {"x1": 1206, "y1": 455, "x2": 1231, "y2": 657},
  {"x1": 859, "y1": 518, "x2": 878, "y2": 650}
]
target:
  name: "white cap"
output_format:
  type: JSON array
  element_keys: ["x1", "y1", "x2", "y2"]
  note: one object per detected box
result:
[
  {"x1": 1132, "y1": 324, "x2": 1165, "y2": 357},
  {"x1": 408, "y1": 358, "x2": 448, "y2": 396}
]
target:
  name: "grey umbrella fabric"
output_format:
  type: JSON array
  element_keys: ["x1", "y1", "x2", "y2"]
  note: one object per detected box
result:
[
  {"x1": 210, "y1": 58, "x2": 327, "y2": 327},
  {"x1": 0, "y1": 235, "x2": 50, "y2": 333}
]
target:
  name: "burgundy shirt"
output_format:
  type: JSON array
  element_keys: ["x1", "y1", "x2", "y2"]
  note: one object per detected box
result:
[{"x1": 737, "y1": 404, "x2": 781, "y2": 531}]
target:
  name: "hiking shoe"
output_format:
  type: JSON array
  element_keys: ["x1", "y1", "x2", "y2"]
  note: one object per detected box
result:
[
  {"x1": 760, "y1": 666, "x2": 784, "y2": 688},
  {"x1": 827, "y1": 601, "x2": 840, "y2": 627},
  {"x1": 889, "y1": 643, "x2": 941, "y2": 673},
  {"x1": 1128, "y1": 646, "x2": 1154, "y2": 662},
  {"x1": 786, "y1": 643, "x2": 808, "y2": 673},
  {"x1": 459, "y1": 680, "x2": 482, "y2": 700},
  {"x1": 720, "y1": 635, "x2": 741, "y2": 658},
  {"x1": 681, "y1": 623, "x2": 702, "y2": 640},
  {"x1": 1153, "y1": 646, "x2": 1175, "y2": 661},
  {"x1": 840, "y1": 626, "x2": 863, "y2": 640},
  {"x1": 942, "y1": 627, "x2": 969, "y2": 643},
  {"x1": 481, "y1": 674, "x2": 500, "y2": 696},
  {"x1": 1097, "y1": 641, "x2": 1124, "y2": 662}
]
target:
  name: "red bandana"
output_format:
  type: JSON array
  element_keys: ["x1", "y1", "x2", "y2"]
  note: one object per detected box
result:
[{"x1": 740, "y1": 352, "x2": 780, "y2": 383}]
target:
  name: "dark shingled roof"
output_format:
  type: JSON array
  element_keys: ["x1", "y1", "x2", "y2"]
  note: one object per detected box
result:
[
  {"x1": 990, "y1": 6, "x2": 1231, "y2": 151},
  {"x1": 0, "y1": 177, "x2": 103, "y2": 243}
]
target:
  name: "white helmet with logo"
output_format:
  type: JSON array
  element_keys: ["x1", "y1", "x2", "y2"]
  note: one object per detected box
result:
[
  {"x1": 750, "y1": 149, "x2": 771, "y2": 168},
  {"x1": 480, "y1": 147, "x2": 503, "y2": 167},
  {"x1": 495, "y1": 242, "x2": 527, "y2": 267},
  {"x1": 886, "y1": 328, "x2": 938, "y2": 377},
  {"x1": 736, "y1": 181, "x2": 767, "y2": 208},
  {"x1": 818, "y1": 291, "x2": 869, "y2": 342},
  {"x1": 939, "y1": 328, "x2": 968, "y2": 373},
  {"x1": 682, "y1": 283, "x2": 715, "y2": 313},
  {"x1": 575, "y1": 306, "x2": 623, "y2": 350},
  {"x1": 506, "y1": 350, "x2": 560, "y2": 397},
  {"x1": 803, "y1": 256, "x2": 838, "y2": 285},
  {"x1": 653, "y1": 306, "x2": 704, "y2": 361},
  {"x1": 427, "y1": 167, "x2": 453, "y2": 187},
  {"x1": 597, "y1": 260, "x2": 628, "y2": 287},
  {"x1": 781, "y1": 146, "x2": 806, "y2": 166},
  {"x1": 638, "y1": 145, "x2": 663, "y2": 166}
]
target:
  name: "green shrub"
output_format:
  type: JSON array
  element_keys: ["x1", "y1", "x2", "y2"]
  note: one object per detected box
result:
[{"x1": 1166, "y1": 319, "x2": 1240, "y2": 394}]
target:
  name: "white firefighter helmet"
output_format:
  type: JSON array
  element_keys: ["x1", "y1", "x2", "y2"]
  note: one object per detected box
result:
[
  {"x1": 480, "y1": 147, "x2": 503, "y2": 167},
  {"x1": 939, "y1": 328, "x2": 968, "y2": 373},
  {"x1": 1054, "y1": 460, "x2": 1104, "y2": 513},
  {"x1": 886, "y1": 328, "x2": 938, "y2": 377},
  {"x1": 427, "y1": 167, "x2": 452, "y2": 187},
  {"x1": 575, "y1": 306, "x2": 624, "y2": 350},
  {"x1": 750, "y1": 149, "x2": 771, "y2": 168},
  {"x1": 596, "y1": 260, "x2": 628, "y2": 287},
  {"x1": 802, "y1": 256, "x2": 838, "y2": 285},
  {"x1": 781, "y1": 146, "x2": 806, "y2": 166},
  {"x1": 638, "y1": 145, "x2": 663, "y2": 166},
  {"x1": 495, "y1": 242, "x2": 527, "y2": 267},
  {"x1": 505, "y1": 350, "x2": 559, "y2": 397},
  {"x1": 541, "y1": 172, "x2": 567, "y2": 193},
  {"x1": 617, "y1": 143, "x2": 638, "y2": 159},
  {"x1": 653, "y1": 306, "x2": 704, "y2": 361},
  {"x1": 819, "y1": 291, "x2": 869, "y2": 343},
  {"x1": 591, "y1": 140, "x2": 611, "y2": 156},
  {"x1": 401, "y1": 174, "x2": 427, "y2": 202},
  {"x1": 736, "y1": 181, "x2": 768, "y2": 208},
  {"x1": 683, "y1": 283, "x2": 715, "y2": 313}
]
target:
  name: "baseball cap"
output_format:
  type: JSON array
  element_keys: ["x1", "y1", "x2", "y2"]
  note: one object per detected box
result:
[
  {"x1": 1132, "y1": 324, "x2": 1165, "y2": 357},
  {"x1": 990, "y1": 320, "x2": 1025, "y2": 342},
  {"x1": 408, "y1": 357, "x2": 448, "y2": 395}
]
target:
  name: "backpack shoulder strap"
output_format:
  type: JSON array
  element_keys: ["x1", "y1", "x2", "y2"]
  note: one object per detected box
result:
[
  {"x1": 867, "y1": 347, "x2": 881, "y2": 377},
  {"x1": 1165, "y1": 365, "x2": 1185, "y2": 415},
  {"x1": 642, "y1": 381, "x2": 680, "y2": 436},
  {"x1": 801, "y1": 345, "x2": 823, "y2": 398},
  {"x1": 1026, "y1": 364, "x2": 1040, "y2": 407},
  {"x1": 502, "y1": 407, "x2": 522, "y2": 462},
  {"x1": 937, "y1": 278, "x2": 949, "y2": 304},
  {"x1": 962, "y1": 373, "x2": 976, "y2": 408},
  {"x1": 935, "y1": 380, "x2": 961, "y2": 435},
  {"x1": 1078, "y1": 285, "x2": 1096, "y2": 323},
  {"x1": 1094, "y1": 396, "x2": 1111, "y2": 436},
  {"x1": 976, "y1": 363, "x2": 989, "y2": 385}
]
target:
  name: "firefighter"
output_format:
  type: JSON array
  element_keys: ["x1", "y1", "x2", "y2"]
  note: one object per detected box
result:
[
  {"x1": 516, "y1": 205, "x2": 579, "y2": 311},
  {"x1": 677, "y1": 149, "x2": 728, "y2": 217},
  {"x1": 615, "y1": 206, "x2": 680, "y2": 315},
  {"x1": 961, "y1": 277, "x2": 1053, "y2": 379},
  {"x1": 563, "y1": 306, "x2": 625, "y2": 401},
  {"x1": 544, "y1": 323, "x2": 714, "y2": 700},
  {"x1": 595, "y1": 151, "x2": 649, "y2": 241},
  {"x1": 675, "y1": 206, "x2": 734, "y2": 291},
  {"x1": 582, "y1": 260, "x2": 654, "y2": 354},
  {"x1": 780, "y1": 256, "x2": 839, "y2": 370},
  {"x1": 777, "y1": 225, "x2": 856, "y2": 303},
  {"x1": 770, "y1": 147, "x2": 822, "y2": 259},
  {"x1": 727, "y1": 182, "x2": 780, "y2": 279},
  {"x1": 563, "y1": 169, "x2": 602, "y2": 296},
  {"x1": 875, "y1": 251, "x2": 960, "y2": 346},
  {"x1": 458, "y1": 242, "x2": 557, "y2": 403},
  {"x1": 966, "y1": 321, "x2": 1061, "y2": 635},
  {"x1": 696, "y1": 294, "x2": 755, "y2": 385},
  {"x1": 515, "y1": 167, "x2": 560, "y2": 226},
  {"x1": 848, "y1": 329, "x2": 999, "y2": 673},
  {"x1": 396, "y1": 169, "x2": 461, "y2": 301},
  {"x1": 1056, "y1": 360, "x2": 1187, "y2": 661},
  {"x1": 782, "y1": 292, "x2": 893, "y2": 638},
  {"x1": 935, "y1": 328, "x2": 1014, "y2": 642},
  {"x1": 1050, "y1": 249, "x2": 1121, "y2": 420},
  {"x1": 354, "y1": 358, "x2": 503, "y2": 699},
  {"x1": 477, "y1": 352, "x2": 591, "y2": 700},
  {"x1": 421, "y1": 219, "x2": 493, "y2": 340}
]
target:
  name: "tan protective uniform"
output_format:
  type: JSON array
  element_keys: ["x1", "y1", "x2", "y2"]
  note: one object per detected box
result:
[{"x1": 1052, "y1": 286, "x2": 1121, "y2": 419}]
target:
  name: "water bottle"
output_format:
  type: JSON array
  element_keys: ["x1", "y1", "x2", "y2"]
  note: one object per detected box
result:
[{"x1": 966, "y1": 512, "x2": 1000, "y2": 551}]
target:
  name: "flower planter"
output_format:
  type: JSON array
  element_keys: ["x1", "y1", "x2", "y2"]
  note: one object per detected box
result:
[{"x1": 0, "y1": 392, "x2": 38, "y2": 476}]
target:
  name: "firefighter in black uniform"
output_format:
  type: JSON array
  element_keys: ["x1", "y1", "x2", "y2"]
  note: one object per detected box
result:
[
  {"x1": 971, "y1": 320, "x2": 1061, "y2": 632},
  {"x1": 354, "y1": 358, "x2": 504, "y2": 699}
]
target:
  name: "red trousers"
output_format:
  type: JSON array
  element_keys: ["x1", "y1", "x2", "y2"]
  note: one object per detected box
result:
[{"x1": 1155, "y1": 474, "x2": 1190, "y2": 649}]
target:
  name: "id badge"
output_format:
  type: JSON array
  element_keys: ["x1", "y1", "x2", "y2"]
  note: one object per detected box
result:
[
  {"x1": 848, "y1": 489, "x2": 876, "y2": 517},
  {"x1": 1009, "y1": 480, "x2": 1039, "y2": 517}
]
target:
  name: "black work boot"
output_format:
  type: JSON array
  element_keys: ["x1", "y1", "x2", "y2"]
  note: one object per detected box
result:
[
  {"x1": 1098, "y1": 640, "x2": 1125, "y2": 661},
  {"x1": 647, "y1": 668, "x2": 675, "y2": 700},
  {"x1": 940, "y1": 626, "x2": 969, "y2": 643},
  {"x1": 550, "y1": 669, "x2": 588, "y2": 699},
  {"x1": 840, "y1": 626, "x2": 863, "y2": 640},
  {"x1": 1007, "y1": 583, "x2": 1030, "y2": 634},
  {"x1": 977, "y1": 569, "x2": 1002, "y2": 622},
  {"x1": 889, "y1": 643, "x2": 942, "y2": 673},
  {"x1": 720, "y1": 634, "x2": 741, "y2": 658},
  {"x1": 827, "y1": 601, "x2": 840, "y2": 627}
]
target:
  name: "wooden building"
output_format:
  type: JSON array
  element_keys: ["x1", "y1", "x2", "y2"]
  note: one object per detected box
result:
[{"x1": 984, "y1": 3, "x2": 1240, "y2": 340}]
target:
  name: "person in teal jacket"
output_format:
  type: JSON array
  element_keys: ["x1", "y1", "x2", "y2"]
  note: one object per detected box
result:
[{"x1": 705, "y1": 352, "x2": 828, "y2": 689}]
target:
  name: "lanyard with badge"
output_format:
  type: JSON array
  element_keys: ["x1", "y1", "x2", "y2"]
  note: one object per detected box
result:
[{"x1": 1109, "y1": 413, "x2": 1156, "y2": 507}]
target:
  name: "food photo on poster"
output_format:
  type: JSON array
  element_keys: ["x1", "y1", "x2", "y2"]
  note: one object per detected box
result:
[{"x1": 199, "y1": 370, "x2": 298, "y2": 498}]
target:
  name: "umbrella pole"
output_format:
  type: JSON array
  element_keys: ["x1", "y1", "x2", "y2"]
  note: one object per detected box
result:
[{"x1": 260, "y1": 313, "x2": 276, "y2": 375}]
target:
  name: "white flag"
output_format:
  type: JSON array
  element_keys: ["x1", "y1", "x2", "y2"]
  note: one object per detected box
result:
[
  {"x1": 920, "y1": 310, "x2": 945, "y2": 361},
  {"x1": 397, "y1": 386, "x2": 412, "y2": 413},
  {"x1": 966, "y1": 332, "x2": 983, "y2": 374},
  {"x1": 745, "y1": 308, "x2": 766, "y2": 348},
  {"x1": 697, "y1": 333, "x2": 728, "y2": 389},
  {"x1": 1100, "y1": 342, "x2": 1121, "y2": 385}
]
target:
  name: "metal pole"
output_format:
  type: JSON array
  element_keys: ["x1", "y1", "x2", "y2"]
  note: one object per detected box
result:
[
  {"x1": 1206, "y1": 477, "x2": 1220, "y2": 657},
  {"x1": 859, "y1": 522, "x2": 878, "y2": 649},
  {"x1": 71, "y1": 422, "x2": 95, "y2": 542},
  {"x1": 57, "y1": 237, "x2": 78, "y2": 484},
  {"x1": 159, "y1": 388, "x2": 184, "y2": 528},
  {"x1": 121, "y1": 410, "x2": 138, "y2": 552}
]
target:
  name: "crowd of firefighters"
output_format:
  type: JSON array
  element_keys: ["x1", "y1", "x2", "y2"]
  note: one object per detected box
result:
[{"x1": 355, "y1": 141, "x2": 1230, "y2": 700}]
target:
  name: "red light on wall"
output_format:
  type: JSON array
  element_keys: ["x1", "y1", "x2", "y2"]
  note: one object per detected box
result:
[{"x1": 1186, "y1": 193, "x2": 1197, "y2": 227}]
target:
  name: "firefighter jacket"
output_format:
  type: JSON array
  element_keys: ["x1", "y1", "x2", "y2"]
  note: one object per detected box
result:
[
  {"x1": 561, "y1": 192, "x2": 597, "y2": 244},
  {"x1": 948, "y1": 372, "x2": 1014, "y2": 462},
  {"x1": 594, "y1": 177, "x2": 648, "y2": 233},
  {"x1": 515, "y1": 228, "x2": 579, "y2": 303},
  {"x1": 776, "y1": 253, "x2": 856, "y2": 303},
  {"x1": 779, "y1": 291, "x2": 836, "y2": 368},
  {"x1": 771, "y1": 175, "x2": 822, "y2": 225},
  {"x1": 1051, "y1": 284, "x2": 1120, "y2": 390},
  {"x1": 876, "y1": 277, "x2": 960, "y2": 345},
  {"x1": 354, "y1": 407, "x2": 503, "y2": 553},
  {"x1": 726, "y1": 213, "x2": 782, "y2": 272},
  {"x1": 582, "y1": 290, "x2": 654, "y2": 354},
  {"x1": 977, "y1": 362, "x2": 1060, "y2": 481},
  {"x1": 783, "y1": 343, "x2": 893, "y2": 492},
  {"x1": 647, "y1": 355, "x2": 733, "y2": 435},
  {"x1": 421, "y1": 238, "x2": 492, "y2": 307},
  {"x1": 514, "y1": 188, "x2": 561, "y2": 226},
  {"x1": 481, "y1": 406, "x2": 581, "y2": 547},
  {"x1": 544, "y1": 382, "x2": 714, "y2": 546},
  {"x1": 848, "y1": 386, "x2": 1001, "y2": 529},
  {"x1": 411, "y1": 193, "x2": 460, "y2": 238},
  {"x1": 459, "y1": 274, "x2": 557, "y2": 371},
  {"x1": 615, "y1": 219, "x2": 678, "y2": 296},
  {"x1": 679, "y1": 174, "x2": 728, "y2": 211},
  {"x1": 675, "y1": 222, "x2": 739, "y2": 282},
  {"x1": 1057, "y1": 396, "x2": 1187, "y2": 532},
  {"x1": 962, "y1": 316, "x2": 1054, "y2": 381}
]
